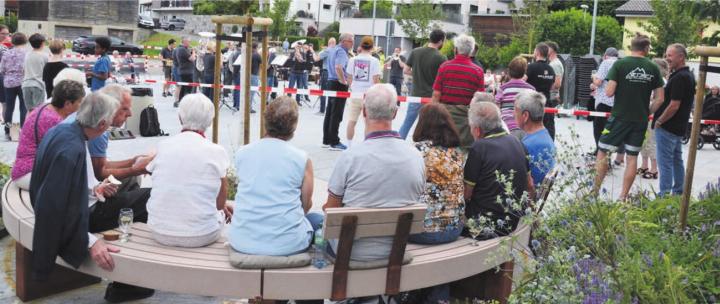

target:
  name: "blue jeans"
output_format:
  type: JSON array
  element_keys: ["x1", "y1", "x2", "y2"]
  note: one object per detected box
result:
[
  {"x1": 4, "y1": 86, "x2": 26, "y2": 134},
  {"x1": 202, "y1": 73, "x2": 214, "y2": 101},
  {"x1": 232, "y1": 72, "x2": 241, "y2": 109},
  {"x1": 267, "y1": 75, "x2": 277, "y2": 100},
  {"x1": 288, "y1": 71, "x2": 307, "y2": 103},
  {"x1": 655, "y1": 127, "x2": 685, "y2": 196},
  {"x1": 399, "y1": 102, "x2": 423, "y2": 140}
]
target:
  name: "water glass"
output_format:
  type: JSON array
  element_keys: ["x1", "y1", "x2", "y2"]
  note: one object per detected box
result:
[{"x1": 118, "y1": 208, "x2": 133, "y2": 243}]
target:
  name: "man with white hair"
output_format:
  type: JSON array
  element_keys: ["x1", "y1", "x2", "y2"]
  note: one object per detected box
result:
[
  {"x1": 431, "y1": 33, "x2": 485, "y2": 148},
  {"x1": 324, "y1": 83, "x2": 425, "y2": 262},
  {"x1": 30, "y1": 92, "x2": 155, "y2": 302},
  {"x1": 464, "y1": 102, "x2": 531, "y2": 238},
  {"x1": 514, "y1": 91, "x2": 556, "y2": 186}
]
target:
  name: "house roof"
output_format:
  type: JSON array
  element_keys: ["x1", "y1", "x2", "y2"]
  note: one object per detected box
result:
[{"x1": 615, "y1": 0, "x2": 654, "y2": 17}]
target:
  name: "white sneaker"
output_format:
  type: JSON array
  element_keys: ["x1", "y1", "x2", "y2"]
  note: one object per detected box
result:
[{"x1": 321, "y1": 144, "x2": 330, "y2": 148}]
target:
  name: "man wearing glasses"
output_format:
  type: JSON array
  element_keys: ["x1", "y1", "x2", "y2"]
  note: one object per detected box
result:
[{"x1": 322, "y1": 33, "x2": 354, "y2": 151}]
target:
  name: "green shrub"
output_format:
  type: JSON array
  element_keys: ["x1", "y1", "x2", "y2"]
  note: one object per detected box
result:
[{"x1": 0, "y1": 13, "x2": 18, "y2": 33}]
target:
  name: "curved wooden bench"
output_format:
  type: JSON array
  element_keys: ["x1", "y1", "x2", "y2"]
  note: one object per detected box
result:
[{"x1": 2, "y1": 181, "x2": 531, "y2": 302}]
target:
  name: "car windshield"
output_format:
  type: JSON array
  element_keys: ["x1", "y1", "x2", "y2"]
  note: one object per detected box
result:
[{"x1": 110, "y1": 37, "x2": 123, "y2": 45}]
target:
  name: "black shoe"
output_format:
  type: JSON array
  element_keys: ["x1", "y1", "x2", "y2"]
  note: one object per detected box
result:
[
  {"x1": 162, "y1": 92, "x2": 167, "y2": 97},
  {"x1": 173, "y1": 101, "x2": 179, "y2": 108},
  {"x1": 250, "y1": 109, "x2": 257, "y2": 114},
  {"x1": 104, "y1": 282, "x2": 154, "y2": 303}
]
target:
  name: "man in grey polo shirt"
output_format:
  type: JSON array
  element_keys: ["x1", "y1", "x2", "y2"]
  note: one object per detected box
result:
[{"x1": 323, "y1": 83, "x2": 425, "y2": 261}]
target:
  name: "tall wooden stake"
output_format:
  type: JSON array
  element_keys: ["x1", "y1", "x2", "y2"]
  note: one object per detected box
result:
[
  {"x1": 212, "y1": 23, "x2": 223, "y2": 143},
  {"x1": 260, "y1": 25, "x2": 269, "y2": 137},
  {"x1": 243, "y1": 19, "x2": 254, "y2": 145}
]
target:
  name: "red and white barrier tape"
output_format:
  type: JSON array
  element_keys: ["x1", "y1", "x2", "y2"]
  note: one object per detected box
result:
[
  {"x1": 138, "y1": 79, "x2": 720, "y2": 125},
  {"x1": 66, "y1": 63, "x2": 162, "y2": 69},
  {"x1": 64, "y1": 54, "x2": 163, "y2": 60}
]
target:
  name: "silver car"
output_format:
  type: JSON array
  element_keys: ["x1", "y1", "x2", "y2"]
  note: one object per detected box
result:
[{"x1": 161, "y1": 18, "x2": 186, "y2": 31}]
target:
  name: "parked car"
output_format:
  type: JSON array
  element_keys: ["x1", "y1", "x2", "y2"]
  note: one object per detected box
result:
[
  {"x1": 160, "y1": 18, "x2": 186, "y2": 31},
  {"x1": 138, "y1": 15, "x2": 155, "y2": 29},
  {"x1": 72, "y1": 36, "x2": 144, "y2": 55}
]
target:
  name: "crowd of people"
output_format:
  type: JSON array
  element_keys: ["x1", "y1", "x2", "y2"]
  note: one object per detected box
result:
[{"x1": 0, "y1": 22, "x2": 712, "y2": 304}]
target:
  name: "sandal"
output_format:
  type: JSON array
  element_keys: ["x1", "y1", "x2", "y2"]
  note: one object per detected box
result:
[
  {"x1": 613, "y1": 160, "x2": 624, "y2": 167},
  {"x1": 637, "y1": 167, "x2": 648, "y2": 175},
  {"x1": 642, "y1": 171, "x2": 658, "y2": 179}
]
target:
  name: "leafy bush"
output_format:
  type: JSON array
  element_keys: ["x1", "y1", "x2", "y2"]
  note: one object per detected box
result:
[
  {"x1": 474, "y1": 35, "x2": 527, "y2": 71},
  {"x1": 0, "y1": 13, "x2": 17, "y2": 33},
  {"x1": 536, "y1": 9, "x2": 623, "y2": 56},
  {"x1": 509, "y1": 129, "x2": 720, "y2": 303}
]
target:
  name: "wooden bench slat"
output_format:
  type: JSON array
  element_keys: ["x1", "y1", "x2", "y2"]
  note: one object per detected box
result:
[
  {"x1": 324, "y1": 204, "x2": 427, "y2": 226},
  {"x1": 325, "y1": 222, "x2": 424, "y2": 239},
  {"x1": 130, "y1": 224, "x2": 229, "y2": 250}
]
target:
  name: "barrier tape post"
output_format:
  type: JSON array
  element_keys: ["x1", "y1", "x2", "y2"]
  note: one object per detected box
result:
[{"x1": 213, "y1": 22, "x2": 223, "y2": 143}]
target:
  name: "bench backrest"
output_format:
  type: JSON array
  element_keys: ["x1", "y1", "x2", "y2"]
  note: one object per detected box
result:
[{"x1": 323, "y1": 204, "x2": 427, "y2": 239}]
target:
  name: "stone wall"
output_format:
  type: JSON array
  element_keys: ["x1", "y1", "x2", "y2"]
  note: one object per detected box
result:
[{"x1": 49, "y1": 0, "x2": 137, "y2": 25}]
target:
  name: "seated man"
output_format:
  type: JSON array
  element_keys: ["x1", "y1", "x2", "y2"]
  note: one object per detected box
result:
[
  {"x1": 323, "y1": 83, "x2": 425, "y2": 261},
  {"x1": 514, "y1": 91, "x2": 556, "y2": 186},
  {"x1": 464, "y1": 101, "x2": 532, "y2": 238},
  {"x1": 30, "y1": 92, "x2": 154, "y2": 302}
]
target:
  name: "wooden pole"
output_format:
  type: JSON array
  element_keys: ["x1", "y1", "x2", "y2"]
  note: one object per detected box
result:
[
  {"x1": 260, "y1": 25, "x2": 269, "y2": 137},
  {"x1": 679, "y1": 55, "x2": 708, "y2": 231},
  {"x1": 243, "y1": 18, "x2": 254, "y2": 145},
  {"x1": 212, "y1": 23, "x2": 223, "y2": 144}
]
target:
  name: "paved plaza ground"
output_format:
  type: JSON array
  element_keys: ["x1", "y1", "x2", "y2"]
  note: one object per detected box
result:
[{"x1": 0, "y1": 64, "x2": 718, "y2": 303}]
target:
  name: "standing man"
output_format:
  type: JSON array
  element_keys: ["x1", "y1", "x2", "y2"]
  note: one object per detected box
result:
[
  {"x1": 399, "y1": 29, "x2": 446, "y2": 140},
  {"x1": 322, "y1": 33, "x2": 353, "y2": 151},
  {"x1": 590, "y1": 47, "x2": 619, "y2": 154},
  {"x1": 525, "y1": 42, "x2": 556, "y2": 140},
  {"x1": 546, "y1": 41, "x2": 564, "y2": 112},
  {"x1": 316, "y1": 38, "x2": 336, "y2": 115},
  {"x1": 22, "y1": 33, "x2": 48, "y2": 110},
  {"x1": 345, "y1": 36, "x2": 382, "y2": 146},
  {"x1": 174, "y1": 37, "x2": 196, "y2": 107},
  {"x1": 652, "y1": 44, "x2": 695, "y2": 196},
  {"x1": 431, "y1": 34, "x2": 484, "y2": 149},
  {"x1": 384, "y1": 47, "x2": 406, "y2": 97},
  {"x1": 592, "y1": 34, "x2": 664, "y2": 201},
  {"x1": 160, "y1": 39, "x2": 175, "y2": 98},
  {"x1": 87, "y1": 36, "x2": 112, "y2": 92}
]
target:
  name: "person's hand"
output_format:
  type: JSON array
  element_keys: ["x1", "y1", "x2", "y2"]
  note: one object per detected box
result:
[
  {"x1": 90, "y1": 240, "x2": 120, "y2": 271},
  {"x1": 223, "y1": 204, "x2": 234, "y2": 223},
  {"x1": 132, "y1": 155, "x2": 154, "y2": 174},
  {"x1": 95, "y1": 179, "x2": 119, "y2": 198}
]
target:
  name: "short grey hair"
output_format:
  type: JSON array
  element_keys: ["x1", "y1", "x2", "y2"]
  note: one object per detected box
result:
[
  {"x1": 515, "y1": 91, "x2": 546, "y2": 122},
  {"x1": 179, "y1": 93, "x2": 214, "y2": 131},
  {"x1": 53, "y1": 68, "x2": 87, "y2": 86},
  {"x1": 471, "y1": 92, "x2": 495, "y2": 104},
  {"x1": 603, "y1": 47, "x2": 619, "y2": 57},
  {"x1": 339, "y1": 32, "x2": 354, "y2": 43},
  {"x1": 363, "y1": 83, "x2": 398, "y2": 121},
  {"x1": 668, "y1": 43, "x2": 687, "y2": 59},
  {"x1": 453, "y1": 34, "x2": 475, "y2": 56},
  {"x1": 468, "y1": 101, "x2": 504, "y2": 132},
  {"x1": 76, "y1": 92, "x2": 120, "y2": 129},
  {"x1": 265, "y1": 96, "x2": 299, "y2": 140},
  {"x1": 99, "y1": 84, "x2": 131, "y2": 104}
]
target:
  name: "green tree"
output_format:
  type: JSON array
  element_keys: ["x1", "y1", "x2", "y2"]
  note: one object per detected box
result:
[
  {"x1": 0, "y1": 13, "x2": 17, "y2": 33},
  {"x1": 394, "y1": 0, "x2": 444, "y2": 43},
  {"x1": 360, "y1": 0, "x2": 393, "y2": 18},
  {"x1": 192, "y1": 0, "x2": 256, "y2": 15},
  {"x1": 640, "y1": 0, "x2": 699, "y2": 57},
  {"x1": 511, "y1": 0, "x2": 552, "y2": 54},
  {"x1": 536, "y1": 9, "x2": 623, "y2": 55},
  {"x1": 257, "y1": 0, "x2": 297, "y2": 40},
  {"x1": 548, "y1": 0, "x2": 628, "y2": 17}
]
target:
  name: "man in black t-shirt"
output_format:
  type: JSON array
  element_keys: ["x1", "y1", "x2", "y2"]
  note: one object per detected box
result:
[
  {"x1": 464, "y1": 102, "x2": 531, "y2": 238},
  {"x1": 651, "y1": 44, "x2": 696, "y2": 196},
  {"x1": 384, "y1": 47, "x2": 406, "y2": 97},
  {"x1": 160, "y1": 39, "x2": 176, "y2": 97},
  {"x1": 526, "y1": 43, "x2": 556, "y2": 140}
]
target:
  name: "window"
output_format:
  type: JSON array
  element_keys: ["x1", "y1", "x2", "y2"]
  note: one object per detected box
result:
[
  {"x1": 323, "y1": 4, "x2": 331, "y2": 10},
  {"x1": 470, "y1": 5, "x2": 478, "y2": 14}
]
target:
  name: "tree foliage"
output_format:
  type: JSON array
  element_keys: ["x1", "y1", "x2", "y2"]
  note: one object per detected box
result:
[
  {"x1": 536, "y1": 9, "x2": 623, "y2": 55},
  {"x1": 192, "y1": 0, "x2": 256, "y2": 15},
  {"x1": 360, "y1": 0, "x2": 393, "y2": 18},
  {"x1": 0, "y1": 13, "x2": 17, "y2": 33},
  {"x1": 394, "y1": 0, "x2": 444, "y2": 43},
  {"x1": 640, "y1": 0, "x2": 700, "y2": 57},
  {"x1": 511, "y1": 0, "x2": 552, "y2": 54},
  {"x1": 256, "y1": 0, "x2": 298, "y2": 40},
  {"x1": 548, "y1": 0, "x2": 628, "y2": 17}
]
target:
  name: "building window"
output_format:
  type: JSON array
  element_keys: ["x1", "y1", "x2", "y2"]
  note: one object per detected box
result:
[
  {"x1": 323, "y1": 4, "x2": 331, "y2": 10},
  {"x1": 470, "y1": 5, "x2": 478, "y2": 14}
]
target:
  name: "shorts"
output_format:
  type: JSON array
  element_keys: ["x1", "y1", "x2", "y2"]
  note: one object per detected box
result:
[
  {"x1": 347, "y1": 98, "x2": 363, "y2": 123},
  {"x1": 164, "y1": 66, "x2": 172, "y2": 79},
  {"x1": 598, "y1": 117, "x2": 647, "y2": 156}
]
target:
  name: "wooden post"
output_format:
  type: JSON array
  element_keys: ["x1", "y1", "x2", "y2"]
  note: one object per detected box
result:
[
  {"x1": 212, "y1": 23, "x2": 223, "y2": 144},
  {"x1": 243, "y1": 19, "x2": 254, "y2": 145},
  {"x1": 679, "y1": 55, "x2": 708, "y2": 230},
  {"x1": 260, "y1": 25, "x2": 269, "y2": 137}
]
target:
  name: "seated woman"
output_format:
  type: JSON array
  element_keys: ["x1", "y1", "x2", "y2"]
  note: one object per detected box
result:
[
  {"x1": 146, "y1": 93, "x2": 231, "y2": 247},
  {"x1": 11, "y1": 79, "x2": 86, "y2": 189},
  {"x1": 228, "y1": 96, "x2": 321, "y2": 256},
  {"x1": 409, "y1": 103, "x2": 465, "y2": 304}
]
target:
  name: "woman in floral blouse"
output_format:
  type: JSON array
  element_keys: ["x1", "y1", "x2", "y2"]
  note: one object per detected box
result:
[
  {"x1": 0, "y1": 32, "x2": 28, "y2": 140},
  {"x1": 410, "y1": 103, "x2": 466, "y2": 303}
]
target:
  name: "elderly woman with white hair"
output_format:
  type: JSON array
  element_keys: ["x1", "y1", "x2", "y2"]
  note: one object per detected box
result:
[
  {"x1": 146, "y1": 93, "x2": 231, "y2": 247},
  {"x1": 229, "y1": 96, "x2": 322, "y2": 256}
]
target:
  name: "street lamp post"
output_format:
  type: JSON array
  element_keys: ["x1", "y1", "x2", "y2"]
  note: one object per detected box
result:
[
  {"x1": 371, "y1": 0, "x2": 377, "y2": 45},
  {"x1": 589, "y1": 0, "x2": 599, "y2": 55},
  {"x1": 580, "y1": 4, "x2": 588, "y2": 21}
]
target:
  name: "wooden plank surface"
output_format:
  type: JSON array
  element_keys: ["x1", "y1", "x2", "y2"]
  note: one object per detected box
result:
[
  {"x1": 324, "y1": 222, "x2": 424, "y2": 239},
  {"x1": 324, "y1": 204, "x2": 426, "y2": 226}
]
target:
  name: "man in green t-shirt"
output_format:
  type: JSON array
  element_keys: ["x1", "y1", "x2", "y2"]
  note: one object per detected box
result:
[{"x1": 593, "y1": 34, "x2": 665, "y2": 201}]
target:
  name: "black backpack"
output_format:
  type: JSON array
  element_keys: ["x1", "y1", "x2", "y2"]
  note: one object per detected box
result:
[{"x1": 139, "y1": 105, "x2": 162, "y2": 137}]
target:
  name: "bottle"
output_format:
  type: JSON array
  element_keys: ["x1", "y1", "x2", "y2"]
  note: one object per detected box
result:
[{"x1": 312, "y1": 225, "x2": 328, "y2": 269}]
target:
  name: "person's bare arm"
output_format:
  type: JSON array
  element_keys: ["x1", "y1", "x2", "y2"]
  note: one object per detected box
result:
[
  {"x1": 336, "y1": 64, "x2": 347, "y2": 85},
  {"x1": 655, "y1": 100, "x2": 681, "y2": 128},
  {"x1": 649, "y1": 87, "x2": 666, "y2": 113},
  {"x1": 300, "y1": 159, "x2": 314, "y2": 214},
  {"x1": 553, "y1": 74, "x2": 563, "y2": 90},
  {"x1": 89, "y1": 240, "x2": 120, "y2": 271},
  {"x1": 216, "y1": 177, "x2": 228, "y2": 211},
  {"x1": 464, "y1": 182, "x2": 474, "y2": 202},
  {"x1": 372, "y1": 74, "x2": 381, "y2": 84},
  {"x1": 432, "y1": 90, "x2": 442, "y2": 103},
  {"x1": 323, "y1": 194, "x2": 342, "y2": 211},
  {"x1": 91, "y1": 157, "x2": 144, "y2": 180},
  {"x1": 403, "y1": 65, "x2": 412, "y2": 75},
  {"x1": 605, "y1": 80, "x2": 617, "y2": 97}
]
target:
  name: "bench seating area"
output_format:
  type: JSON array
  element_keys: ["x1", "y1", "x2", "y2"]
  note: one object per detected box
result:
[{"x1": 2, "y1": 181, "x2": 531, "y2": 302}]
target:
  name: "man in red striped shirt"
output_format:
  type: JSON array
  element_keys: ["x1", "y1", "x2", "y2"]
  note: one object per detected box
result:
[{"x1": 432, "y1": 34, "x2": 485, "y2": 148}]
